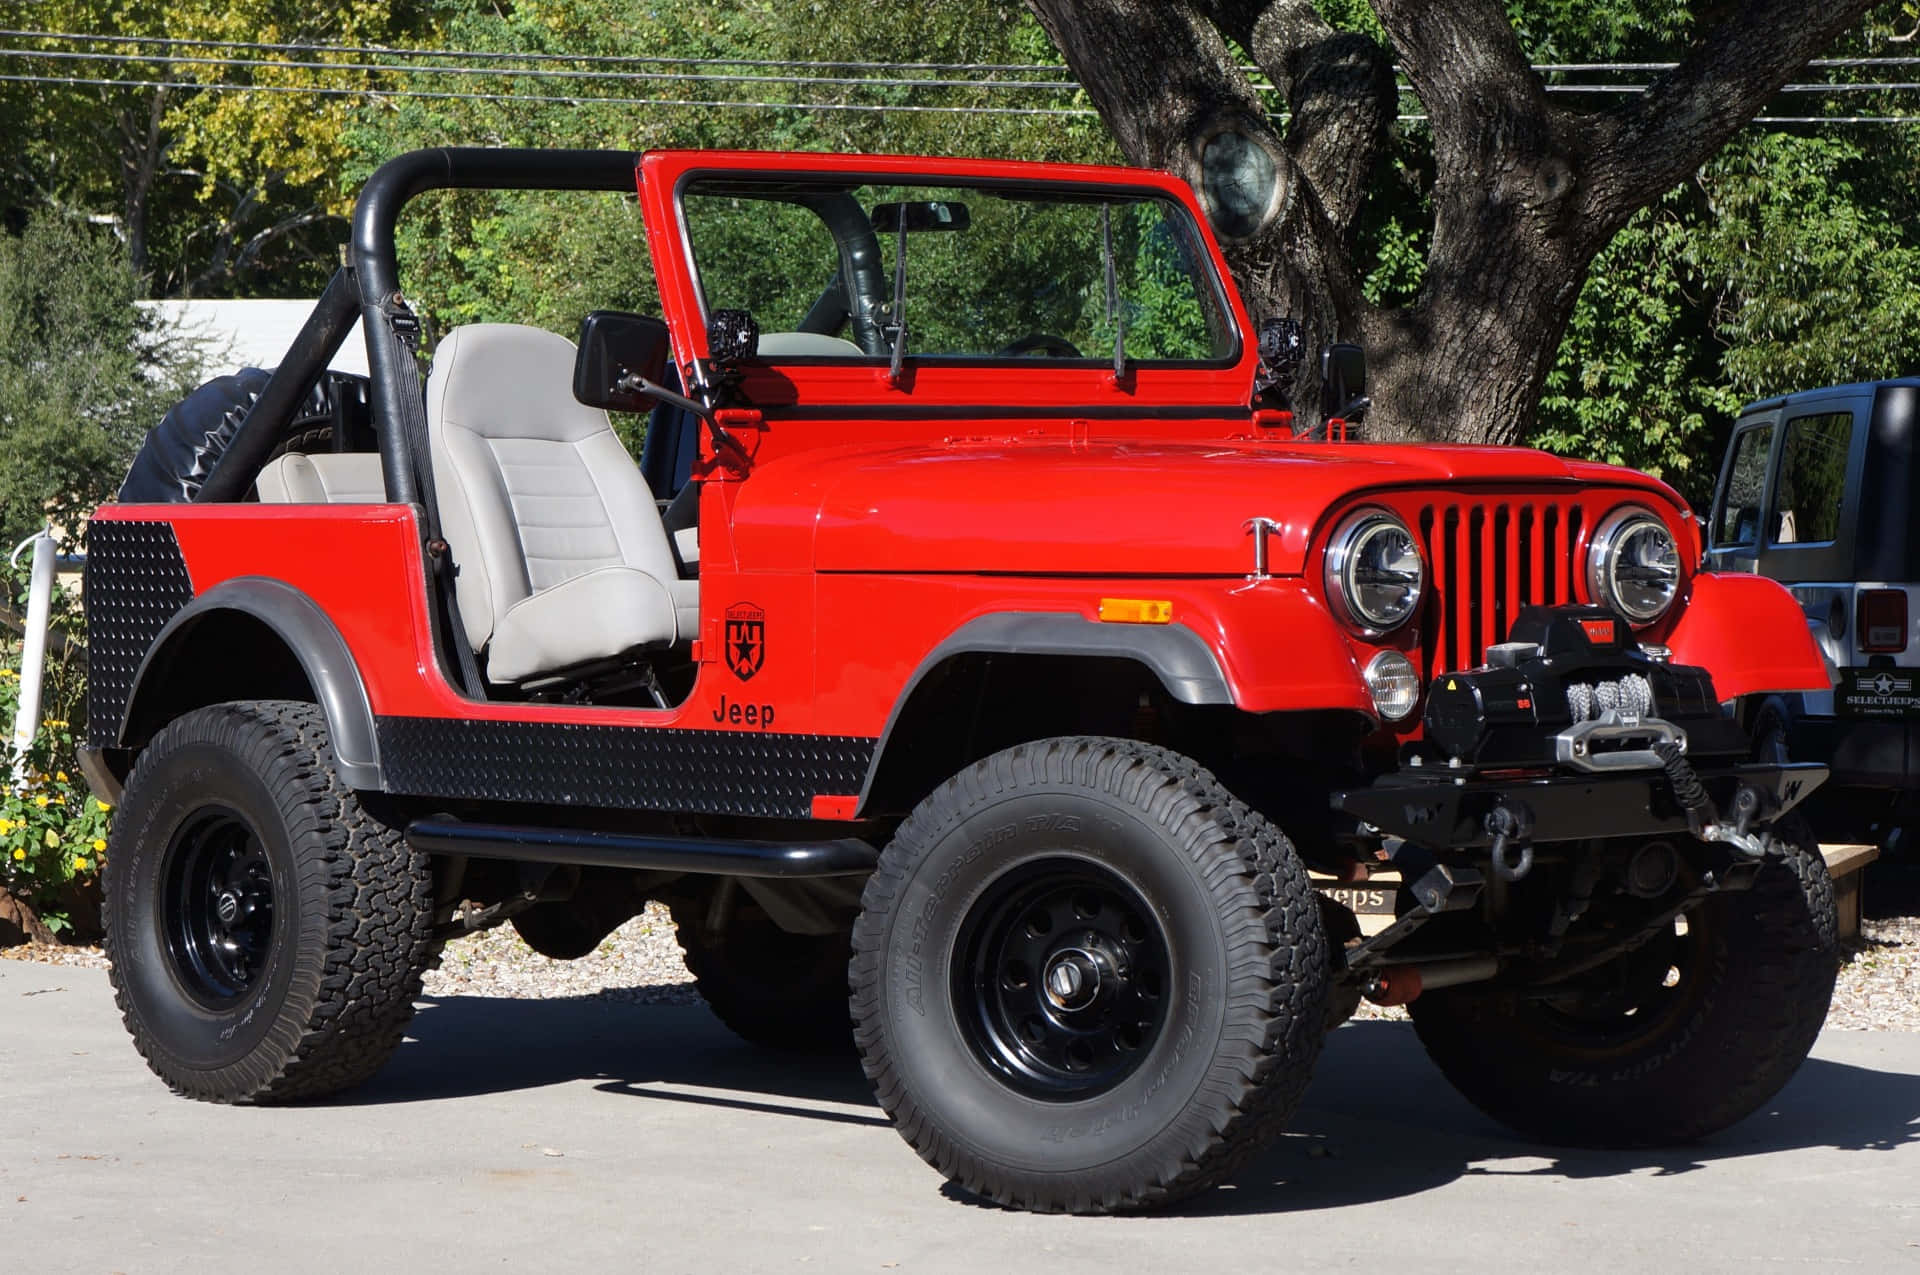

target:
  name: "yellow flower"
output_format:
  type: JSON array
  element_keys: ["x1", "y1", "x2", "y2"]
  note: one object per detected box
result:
[
  {"x1": 71, "y1": 856, "x2": 89, "y2": 873},
  {"x1": 41, "y1": 719, "x2": 66, "y2": 729},
  {"x1": 92, "y1": 838, "x2": 106, "y2": 852},
  {"x1": 42, "y1": 829, "x2": 57, "y2": 848},
  {"x1": 9, "y1": 847, "x2": 22, "y2": 861},
  {"x1": 52, "y1": 795, "x2": 64, "y2": 806},
  {"x1": 93, "y1": 798, "x2": 111, "y2": 812},
  {"x1": 0, "y1": 818, "x2": 11, "y2": 834},
  {"x1": 55, "y1": 771, "x2": 67, "y2": 782},
  {"x1": 34, "y1": 794, "x2": 48, "y2": 808}
]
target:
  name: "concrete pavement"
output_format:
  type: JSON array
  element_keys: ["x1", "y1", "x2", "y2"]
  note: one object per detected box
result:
[{"x1": 4, "y1": 958, "x2": 1917, "y2": 1273}]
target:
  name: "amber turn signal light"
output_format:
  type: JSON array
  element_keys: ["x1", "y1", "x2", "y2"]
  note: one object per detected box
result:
[{"x1": 1097, "y1": 598, "x2": 1173, "y2": 624}]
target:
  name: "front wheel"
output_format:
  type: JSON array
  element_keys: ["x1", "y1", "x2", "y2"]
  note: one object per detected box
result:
[
  {"x1": 103, "y1": 701, "x2": 435, "y2": 1103},
  {"x1": 1409, "y1": 823, "x2": 1839, "y2": 1146},
  {"x1": 850, "y1": 737, "x2": 1329, "y2": 1213}
]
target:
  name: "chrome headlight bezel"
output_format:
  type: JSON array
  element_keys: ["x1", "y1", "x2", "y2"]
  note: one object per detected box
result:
[
  {"x1": 1587, "y1": 505, "x2": 1682, "y2": 625},
  {"x1": 1325, "y1": 508, "x2": 1426, "y2": 636}
]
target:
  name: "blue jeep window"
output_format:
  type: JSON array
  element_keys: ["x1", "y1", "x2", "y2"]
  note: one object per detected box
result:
[
  {"x1": 1771, "y1": 411, "x2": 1853, "y2": 545},
  {"x1": 1716, "y1": 424, "x2": 1773, "y2": 546}
]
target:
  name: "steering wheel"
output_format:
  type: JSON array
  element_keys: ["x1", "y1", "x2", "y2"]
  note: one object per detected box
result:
[{"x1": 995, "y1": 332, "x2": 1082, "y2": 358}]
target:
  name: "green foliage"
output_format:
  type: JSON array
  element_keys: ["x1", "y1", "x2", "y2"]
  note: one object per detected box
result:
[
  {"x1": 0, "y1": 563, "x2": 104, "y2": 938},
  {"x1": 344, "y1": 0, "x2": 1112, "y2": 340},
  {"x1": 3, "y1": 2, "x2": 437, "y2": 295},
  {"x1": 0, "y1": 213, "x2": 201, "y2": 546}
]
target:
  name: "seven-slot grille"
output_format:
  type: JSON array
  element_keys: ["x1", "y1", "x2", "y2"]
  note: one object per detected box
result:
[{"x1": 1417, "y1": 501, "x2": 1590, "y2": 674}]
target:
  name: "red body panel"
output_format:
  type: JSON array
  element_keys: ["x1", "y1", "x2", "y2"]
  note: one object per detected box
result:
[{"x1": 1667, "y1": 571, "x2": 1831, "y2": 702}]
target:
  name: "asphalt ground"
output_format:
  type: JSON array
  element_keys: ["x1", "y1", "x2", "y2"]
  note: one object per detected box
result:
[{"x1": 4, "y1": 959, "x2": 1918, "y2": 1274}]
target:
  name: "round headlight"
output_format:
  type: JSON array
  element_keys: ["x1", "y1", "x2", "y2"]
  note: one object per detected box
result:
[
  {"x1": 1588, "y1": 506, "x2": 1681, "y2": 624},
  {"x1": 1326, "y1": 510, "x2": 1425, "y2": 634}
]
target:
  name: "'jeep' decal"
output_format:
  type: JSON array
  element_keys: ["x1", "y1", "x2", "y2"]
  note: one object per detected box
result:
[{"x1": 725, "y1": 601, "x2": 766, "y2": 681}]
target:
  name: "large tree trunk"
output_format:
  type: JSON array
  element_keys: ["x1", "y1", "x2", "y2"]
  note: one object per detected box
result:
[{"x1": 1029, "y1": 0, "x2": 1875, "y2": 445}]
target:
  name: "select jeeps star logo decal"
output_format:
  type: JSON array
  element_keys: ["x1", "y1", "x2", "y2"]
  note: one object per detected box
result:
[
  {"x1": 725, "y1": 602, "x2": 766, "y2": 681},
  {"x1": 1870, "y1": 671, "x2": 1912, "y2": 697}
]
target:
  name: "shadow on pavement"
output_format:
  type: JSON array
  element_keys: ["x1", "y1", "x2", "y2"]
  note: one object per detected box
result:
[
  {"x1": 1192, "y1": 1020, "x2": 1920, "y2": 1216},
  {"x1": 348, "y1": 991, "x2": 885, "y2": 1124},
  {"x1": 352, "y1": 994, "x2": 1920, "y2": 1214}
]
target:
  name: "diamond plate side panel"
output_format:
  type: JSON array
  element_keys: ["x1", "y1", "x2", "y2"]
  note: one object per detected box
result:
[
  {"x1": 376, "y1": 717, "x2": 877, "y2": 819},
  {"x1": 84, "y1": 520, "x2": 195, "y2": 746}
]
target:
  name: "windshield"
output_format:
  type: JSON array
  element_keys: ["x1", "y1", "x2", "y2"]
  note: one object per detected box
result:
[{"x1": 678, "y1": 176, "x2": 1237, "y2": 365}]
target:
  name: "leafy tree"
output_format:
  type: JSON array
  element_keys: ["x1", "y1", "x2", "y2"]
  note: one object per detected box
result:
[
  {"x1": 0, "y1": 214, "x2": 201, "y2": 545},
  {"x1": 3, "y1": 2, "x2": 434, "y2": 296},
  {"x1": 1023, "y1": 0, "x2": 1880, "y2": 445}
]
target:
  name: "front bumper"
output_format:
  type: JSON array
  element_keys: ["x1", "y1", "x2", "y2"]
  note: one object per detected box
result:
[{"x1": 1331, "y1": 760, "x2": 1828, "y2": 850}]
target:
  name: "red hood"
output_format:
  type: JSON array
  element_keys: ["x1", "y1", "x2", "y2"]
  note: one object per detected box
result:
[{"x1": 728, "y1": 438, "x2": 1688, "y2": 576}]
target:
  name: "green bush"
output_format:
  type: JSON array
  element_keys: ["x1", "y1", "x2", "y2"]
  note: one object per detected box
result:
[{"x1": 0, "y1": 558, "x2": 104, "y2": 939}]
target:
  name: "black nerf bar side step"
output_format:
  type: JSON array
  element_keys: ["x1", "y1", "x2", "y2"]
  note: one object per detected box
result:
[{"x1": 405, "y1": 817, "x2": 878, "y2": 878}]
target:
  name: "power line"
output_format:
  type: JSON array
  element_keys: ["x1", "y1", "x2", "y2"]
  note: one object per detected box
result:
[
  {"x1": 4, "y1": 70, "x2": 1916, "y2": 125},
  {"x1": 7, "y1": 29, "x2": 1920, "y2": 75},
  {"x1": 0, "y1": 71, "x2": 1101, "y2": 116},
  {"x1": 0, "y1": 44, "x2": 1088, "y2": 92},
  {"x1": 0, "y1": 29, "x2": 1080, "y2": 75}
]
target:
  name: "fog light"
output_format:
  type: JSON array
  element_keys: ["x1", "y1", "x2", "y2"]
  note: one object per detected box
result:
[{"x1": 1364, "y1": 650, "x2": 1421, "y2": 721}]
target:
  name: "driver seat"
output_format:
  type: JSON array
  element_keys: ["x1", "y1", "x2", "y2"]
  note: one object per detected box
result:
[{"x1": 427, "y1": 323, "x2": 689, "y2": 686}]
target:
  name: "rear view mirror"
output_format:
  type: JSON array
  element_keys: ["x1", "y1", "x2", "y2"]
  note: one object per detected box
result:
[
  {"x1": 1320, "y1": 342, "x2": 1369, "y2": 420},
  {"x1": 574, "y1": 311, "x2": 672, "y2": 413},
  {"x1": 870, "y1": 201, "x2": 971, "y2": 233}
]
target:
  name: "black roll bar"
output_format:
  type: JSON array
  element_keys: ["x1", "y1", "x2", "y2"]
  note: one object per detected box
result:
[
  {"x1": 194, "y1": 267, "x2": 362, "y2": 503},
  {"x1": 349, "y1": 147, "x2": 642, "y2": 505},
  {"x1": 199, "y1": 147, "x2": 644, "y2": 507}
]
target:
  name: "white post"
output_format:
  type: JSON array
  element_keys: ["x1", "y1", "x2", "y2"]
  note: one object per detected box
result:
[{"x1": 10, "y1": 529, "x2": 56, "y2": 787}]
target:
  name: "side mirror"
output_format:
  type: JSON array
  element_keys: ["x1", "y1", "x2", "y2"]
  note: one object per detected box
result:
[
  {"x1": 573, "y1": 310, "x2": 672, "y2": 412},
  {"x1": 870, "y1": 201, "x2": 971, "y2": 233},
  {"x1": 1320, "y1": 341, "x2": 1369, "y2": 421}
]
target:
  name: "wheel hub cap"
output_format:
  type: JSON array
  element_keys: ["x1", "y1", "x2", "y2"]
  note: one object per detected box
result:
[{"x1": 1043, "y1": 947, "x2": 1102, "y2": 1011}]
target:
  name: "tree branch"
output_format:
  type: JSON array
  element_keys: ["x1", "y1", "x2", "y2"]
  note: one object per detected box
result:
[
  {"x1": 1202, "y1": 1, "x2": 1396, "y2": 238},
  {"x1": 1581, "y1": 0, "x2": 1876, "y2": 228}
]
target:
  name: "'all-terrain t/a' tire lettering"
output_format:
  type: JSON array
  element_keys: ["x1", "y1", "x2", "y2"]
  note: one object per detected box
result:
[{"x1": 849, "y1": 737, "x2": 1330, "y2": 1213}]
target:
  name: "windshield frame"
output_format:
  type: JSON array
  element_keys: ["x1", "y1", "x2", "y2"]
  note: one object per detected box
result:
[{"x1": 669, "y1": 169, "x2": 1244, "y2": 371}]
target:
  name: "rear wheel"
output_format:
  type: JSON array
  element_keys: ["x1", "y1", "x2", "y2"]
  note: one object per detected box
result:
[
  {"x1": 668, "y1": 896, "x2": 855, "y2": 1053},
  {"x1": 1408, "y1": 824, "x2": 1838, "y2": 1146},
  {"x1": 850, "y1": 737, "x2": 1328, "y2": 1213},
  {"x1": 103, "y1": 701, "x2": 434, "y2": 1102}
]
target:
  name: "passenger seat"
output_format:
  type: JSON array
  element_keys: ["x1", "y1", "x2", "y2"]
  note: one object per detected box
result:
[{"x1": 426, "y1": 323, "x2": 693, "y2": 686}]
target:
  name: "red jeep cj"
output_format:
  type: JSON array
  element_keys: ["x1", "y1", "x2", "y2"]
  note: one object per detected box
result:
[{"x1": 86, "y1": 147, "x2": 1836, "y2": 1213}]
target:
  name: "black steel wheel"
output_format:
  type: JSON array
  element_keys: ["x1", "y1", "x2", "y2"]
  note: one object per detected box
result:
[
  {"x1": 104, "y1": 701, "x2": 434, "y2": 1103},
  {"x1": 1409, "y1": 822, "x2": 1839, "y2": 1147},
  {"x1": 851, "y1": 737, "x2": 1329, "y2": 1214},
  {"x1": 956, "y1": 858, "x2": 1170, "y2": 1099},
  {"x1": 160, "y1": 809, "x2": 277, "y2": 1008}
]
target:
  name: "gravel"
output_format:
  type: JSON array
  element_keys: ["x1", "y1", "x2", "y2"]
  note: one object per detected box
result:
[{"x1": 10, "y1": 889, "x2": 1918, "y2": 1030}]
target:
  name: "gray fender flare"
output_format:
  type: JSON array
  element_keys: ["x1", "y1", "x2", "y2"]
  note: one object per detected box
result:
[
  {"x1": 857, "y1": 611, "x2": 1233, "y2": 808},
  {"x1": 120, "y1": 577, "x2": 383, "y2": 789}
]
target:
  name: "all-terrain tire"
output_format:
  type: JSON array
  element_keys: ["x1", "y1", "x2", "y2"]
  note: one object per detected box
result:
[
  {"x1": 668, "y1": 898, "x2": 855, "y2": 1053},
  {"x1": 103, "y1": 701, "x2": 435, "y2": 1103},
  {"x1": 1408, "y1": 820, "x2": 1839, "y2": 1146},
  {"x1": 850, "y1": 737, "x2": 1329, "y2": 1214}
]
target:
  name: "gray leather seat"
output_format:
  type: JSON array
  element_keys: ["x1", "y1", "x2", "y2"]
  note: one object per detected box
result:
[
  {"x1": 427, "y1": 323, "x2": 693, "y2": 686},
  {"x1": 255, "y1": 452, "x2": 387, "y2": 503}
]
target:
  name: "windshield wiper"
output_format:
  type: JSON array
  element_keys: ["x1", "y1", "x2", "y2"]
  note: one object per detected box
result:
[
  {"x1": 1102, "y1": 203, "x2": 1127, "y2": 381},
  {"x1": 886, "y1": 213, "x2": 909, "y2": 385}
]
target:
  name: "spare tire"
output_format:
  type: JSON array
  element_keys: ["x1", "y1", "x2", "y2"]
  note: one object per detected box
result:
[{"x1": 119, "y1": 369, "x2": 372, "y2": 503}]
